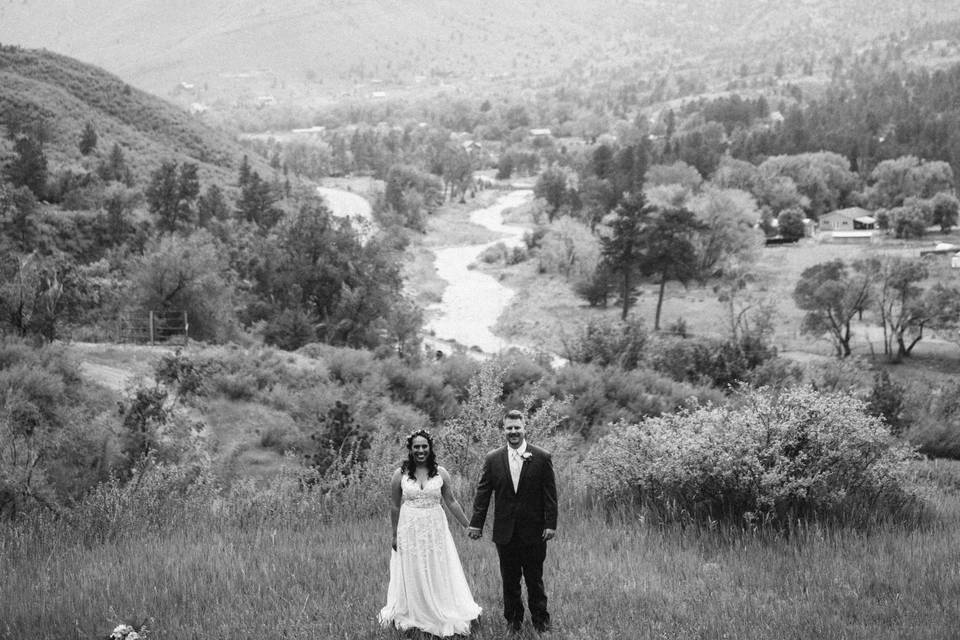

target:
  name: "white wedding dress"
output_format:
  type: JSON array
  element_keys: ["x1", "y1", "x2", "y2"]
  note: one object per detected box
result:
[{"x1": 379, "y1": 473, "x2": 482, "y2": 636}]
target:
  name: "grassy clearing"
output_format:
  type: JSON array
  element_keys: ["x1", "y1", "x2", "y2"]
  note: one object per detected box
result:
[
  {"x1": 2, "y1": 460, "x2": 959, "y2": 639},
  {"x1": 488, "y1": 220, "x2": 960, "y2": 361}
]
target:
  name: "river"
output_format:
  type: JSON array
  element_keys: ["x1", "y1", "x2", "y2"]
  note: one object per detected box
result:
[
  {"x1": 318, "y1": 185, "x2": 534, "y2": 356},
  {"x1": 425, "y1": 190, "x2": 533, "y2": 355}
]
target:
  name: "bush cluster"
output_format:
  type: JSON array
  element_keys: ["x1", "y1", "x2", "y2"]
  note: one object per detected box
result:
[
  {"x1": 586, "y1": 387, "x2": 922, "y2": 527},
  {"x1": 0, "y1": 339, "x2": 119, "y2": 517}
]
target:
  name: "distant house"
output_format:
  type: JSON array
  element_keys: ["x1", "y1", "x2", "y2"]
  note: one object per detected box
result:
[
  {"x1": 818, "y1": 207, "x2": 879, "y2": 243},
  {"x1": 819, "y1": 207, "x2": 877, "y2": 232},
  {"x1": 529, "y1": 128, "x2": 552, "y2": 137},
  {"x1": 291, "y1": 125, "x2": 327, "y2": 137},
  {"x1": 952, "y1": 252, "x2": 960, "y2": 269},
  {"x1": 189, "y1": 102, "x2": 209, "y2": 115},
  {"x1": 255, "y1": 95, "x2": 277, "y2": 107}
]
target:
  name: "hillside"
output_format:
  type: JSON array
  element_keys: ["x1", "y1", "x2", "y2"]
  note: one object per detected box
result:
[
  {"x1": 3, "y1": 0, "x2": 960, "y2": 108},
  {"x1": 0, "y1": 46, "x2": 253, "y2": 182}
]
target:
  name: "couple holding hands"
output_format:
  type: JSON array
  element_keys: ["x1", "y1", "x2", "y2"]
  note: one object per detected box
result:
[{"x1": 379, "y1": 410, "x2": 558, "y2": 637}]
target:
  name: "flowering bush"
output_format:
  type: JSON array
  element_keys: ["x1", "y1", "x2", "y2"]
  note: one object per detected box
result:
[{"x1": 586, "y1": 387, "x2": 923, "y2": 527}]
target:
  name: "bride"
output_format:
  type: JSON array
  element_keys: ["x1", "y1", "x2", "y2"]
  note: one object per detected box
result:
[{"x1": 378, "y1": 429, "x2": 482, "y2": 636}]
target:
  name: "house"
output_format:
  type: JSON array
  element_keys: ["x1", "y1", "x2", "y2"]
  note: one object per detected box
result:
[
  {"x1": 818, "y1": 207, "x2": 876, "y2": 232},
  {"x1": 952, "y1": 252, "x2": 960, "y2": 269},
  {"x1": 817, "y1": 207, "x2": 879, "y2": 243},
  {"x1": 529, "y1": 128, "x2": 552, "y2": 137},
  {"x1": 291, "y1": 125, "x2": 327, "y2": 137}
]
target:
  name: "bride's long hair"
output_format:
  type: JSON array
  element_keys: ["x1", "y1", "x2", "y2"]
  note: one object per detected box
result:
[{"x1": 401, "y1": 429, "x2": 438, "y2": 479}]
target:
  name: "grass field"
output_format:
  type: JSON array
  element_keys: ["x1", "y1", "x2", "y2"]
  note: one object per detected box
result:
[
  {"x1": 2, "y1": 459, "x2": 960, "y2": 640},
  {"x1": 19, "y1": 194, "x2": 960, "y2": 640},
  {"x1": 489, "y1": 218, "x2": 960, "y2": 365}
]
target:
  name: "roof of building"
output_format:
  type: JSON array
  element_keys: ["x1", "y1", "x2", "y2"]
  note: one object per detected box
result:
[{"x1": 822, "y1": 206, "x2": 872, "y2": 220}]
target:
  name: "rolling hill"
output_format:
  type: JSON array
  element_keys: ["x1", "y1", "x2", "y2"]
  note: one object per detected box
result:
[
  {"x1": 3, "y1": 0, "x2": 960, "y2": 109},
  {"x1": 0, "y1": 45, "x2": 254, "y2": 181}
]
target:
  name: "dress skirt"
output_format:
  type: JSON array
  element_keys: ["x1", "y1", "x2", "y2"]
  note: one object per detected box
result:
[{"x1": 379, "y1": 499, "x2": 481, "y2": 636}]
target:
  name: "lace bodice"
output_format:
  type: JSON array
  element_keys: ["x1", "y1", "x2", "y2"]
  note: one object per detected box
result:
[{"x1": 401, "y1": 473, "x2": 443, "y2": 509}]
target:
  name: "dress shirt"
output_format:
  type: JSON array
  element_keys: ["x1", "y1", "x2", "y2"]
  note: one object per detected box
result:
[{"x1": 509, "y1": 440, "x2": 527, "y2": 492}]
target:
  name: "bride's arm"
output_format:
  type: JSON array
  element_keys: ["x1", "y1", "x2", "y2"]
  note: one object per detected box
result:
[
  {"x1": 438, "y1": 467, "x2": 470, "y2": 528},
  {"x1": 389, "y1": 468, "x2": 402, "y2": 550}
]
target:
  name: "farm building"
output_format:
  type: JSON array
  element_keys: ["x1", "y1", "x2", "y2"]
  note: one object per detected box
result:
[
  {"x1": 818, "y1": 207, "x2": 879, "y2": 242},
  {"x1": 819, "y1": 207, "x2": 876, "y2": 232}
]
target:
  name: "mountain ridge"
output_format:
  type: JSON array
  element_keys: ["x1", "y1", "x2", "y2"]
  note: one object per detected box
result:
[{"x1": 5, "y1": 0, "x2": 959, "y2": 105}]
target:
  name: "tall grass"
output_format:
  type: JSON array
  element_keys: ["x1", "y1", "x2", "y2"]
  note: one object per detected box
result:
[{"x1": 3, "y1": 460, "x2": 960, "y2": 640}]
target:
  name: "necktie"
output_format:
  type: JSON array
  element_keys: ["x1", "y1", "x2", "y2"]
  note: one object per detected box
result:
[{"x1": 510, "y1": 451, "x2": 522, "y2": 492}]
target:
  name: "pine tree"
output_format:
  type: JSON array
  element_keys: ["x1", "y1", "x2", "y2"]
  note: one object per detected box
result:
[
  {"x1": 601, "y1": 192, "x2": 651, "y2": 320},
  {"x1": 4, "y1": 136, "x2": 47, "y2": 199},
  {"x1": 79, "y1": 122, "x2": 98, "y2": 155}
]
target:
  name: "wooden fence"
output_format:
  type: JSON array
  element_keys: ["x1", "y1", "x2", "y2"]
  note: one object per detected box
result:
[{"x1": 116, "y1": 310, "x2": 189, "y2": 345}]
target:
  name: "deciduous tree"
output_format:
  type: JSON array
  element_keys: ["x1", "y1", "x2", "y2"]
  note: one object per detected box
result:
[
  {"x1": 146, "y1": 161, "x2": 200, "y2": 232},
  {"x1": 793, "y1": 259, "x2": 872, "y2": 357},
  {"x1": 127, "y1": 231, "x2": 237, "y2": 342},
  {"x1": 534, "y1": 166, "x2": 568, "y2": 221}
]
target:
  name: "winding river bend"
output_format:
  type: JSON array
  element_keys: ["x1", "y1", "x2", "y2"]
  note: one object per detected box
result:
[
  {"x1": 318, "y1": 185, "x2": 533, "y2": 356},
  {"x1": 426, "y1": 190, "x2": 533, "y2": 354}
]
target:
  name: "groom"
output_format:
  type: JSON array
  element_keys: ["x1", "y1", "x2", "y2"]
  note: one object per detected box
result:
[{"x1": 468, "y1": 409, "x2": 558, "y2": 635}]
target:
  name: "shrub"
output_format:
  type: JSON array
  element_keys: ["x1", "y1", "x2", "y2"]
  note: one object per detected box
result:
[
  {"x1": 562, "y1": 317, "x2": 648, "y2": 370},
  {"x1": 300, "y1": 400, "x2": 370, "y2": 477},
  {"x1": 0, "y1": 339, "x2": 117, "y2": 518},
  {"x1": 586, "y1": 387, "x2": 922, "y2": 527},
  {"x1": 498, "y1": 353, "x2": 549, "y2": 402},
  {"x1": 437, "y1": 354, "x2": 480, "y2": 402},
  {"x1": 154, "y1": 349, "x2": 210, "y2": 398},
  {"x1": 263, "y1": 308, "x2": 316, "y2": 351},
  {"x1": 573, "y1": 264, "x2": 614, "y2": 308},
  {"x1": 866, "y1": 370, "x2": 908, "y2": 436},
  {"x1": 379, "y1": 357, "x2": 458, "y2": 423},
  {"x1": 904, "y1": 380, "x2": 960, "y2": 459},
  {"x1": 308, "y1": 343, "x2": 382, "y2": 386},
  {"x1": 478, "y1": 242, "x2": 525, "y2": 265},
  {"x1": 646, "y1": 334, "x2": 777, "y2": 389},
  {"x1": 549, "y1": 363, "x2": 721, "y2": 437},
  {"x1": 537, "y1": 216, "x2": 600, "y2": 279}
]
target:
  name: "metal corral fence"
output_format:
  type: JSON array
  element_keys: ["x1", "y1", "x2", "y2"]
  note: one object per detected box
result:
[{"x1": 116, "y1": 310, "x2": 189, "y2": 345}]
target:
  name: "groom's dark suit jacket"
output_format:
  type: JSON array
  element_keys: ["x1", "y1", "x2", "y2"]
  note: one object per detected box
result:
[{"x1": 470, "y1": 444, "x2": 558, "y2": 545}]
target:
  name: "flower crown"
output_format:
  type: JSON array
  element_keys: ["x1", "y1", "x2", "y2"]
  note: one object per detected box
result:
[{"x1": 406, "y1": 429, "x2": 433, "y2": 445}]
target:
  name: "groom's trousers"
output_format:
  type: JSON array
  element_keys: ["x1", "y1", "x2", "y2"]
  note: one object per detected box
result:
[{"x1": 496, "y1": 539, "x2": 549, "y2": 629}]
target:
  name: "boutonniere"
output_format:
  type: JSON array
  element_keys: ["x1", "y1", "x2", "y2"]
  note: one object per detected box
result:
[{"x1": 520, "y1": 452, "x2": 533, "y2": 461}]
